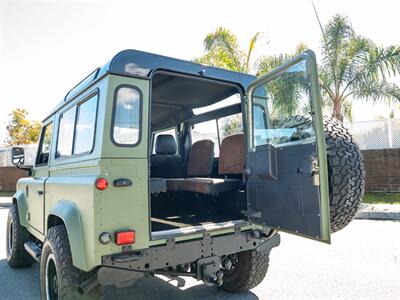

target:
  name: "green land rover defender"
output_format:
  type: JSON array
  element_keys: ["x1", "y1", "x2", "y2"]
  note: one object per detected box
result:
[{"x1": 6, "y1": 49, "x2": 364, "y2": 299}]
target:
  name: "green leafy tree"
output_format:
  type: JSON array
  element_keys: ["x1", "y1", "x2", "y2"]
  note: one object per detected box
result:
[
  {"x1": 5, "y1": 108, "x2": 41, "y2": 146},
  {"x1": 256, "y1": 43, "x2": 309, "y2": 118},
  {"x1": 220, "y1": 114, "x2": 243, "y2": 138},
  {"x1": 194, "y1": 27, "x2": 261, "y2": 73},
  {"x1": 256, "y1": 43, "x2": 308, "y2": 75},
  {"x1": 317, "y1": 14, "x2": 400, "y2": 121},
  {"x1": 196, "y1": 14, "x2": 400, "y2": 122}
]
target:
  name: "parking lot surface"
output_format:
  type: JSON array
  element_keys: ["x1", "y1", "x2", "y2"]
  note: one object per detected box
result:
[{"x1": 1, "y1": 197, "x2": 399, "y2": 300}]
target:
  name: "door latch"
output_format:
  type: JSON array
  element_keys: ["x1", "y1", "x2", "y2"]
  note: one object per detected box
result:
[{"x1": 300, "y1": 155, "x2": 320, "y2": 186}]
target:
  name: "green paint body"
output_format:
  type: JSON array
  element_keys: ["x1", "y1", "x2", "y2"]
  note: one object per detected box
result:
[{"x1": 13, "y1": 50, "x2": 330, "y2": 272}]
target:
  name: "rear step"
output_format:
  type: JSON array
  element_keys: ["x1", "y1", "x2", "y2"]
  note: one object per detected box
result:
[{"x1": 24, "y1": 241, "x2": 42, "y2": 262}]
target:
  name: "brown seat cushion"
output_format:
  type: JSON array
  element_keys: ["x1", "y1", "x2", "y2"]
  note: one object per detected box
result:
[
  {"x1": 165, "y1": 178, "x2": 184, "y2": 191},
  {"x1": 165, "y1": 139, "x2": 215, "y2": 192},
  {"x1": 179, "y1": 178, "x2": 241, "y2": 194},
  {"x1": 187, "y1": 139, "x2": 214, "y2": 177},
  {"x1": 178, "y1": 134, "x2": 244, "y2": 194},
  {"x1": 218, "y1": 133, "x2": 245, "y2": 175}
]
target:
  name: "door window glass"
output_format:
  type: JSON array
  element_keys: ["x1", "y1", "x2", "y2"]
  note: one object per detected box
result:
[
  {"x1": 251, "y1": 60, "x2": 314, "y2": 148},
  {"x1": 74, "y1": 95, "x2": 97, "y2": 154},
  {"x1": 112, "y1": 86, "x2": 141, "y2": 145},
  {"x1": 36, "y1": 123, "x2": 53, "y2": 165}
]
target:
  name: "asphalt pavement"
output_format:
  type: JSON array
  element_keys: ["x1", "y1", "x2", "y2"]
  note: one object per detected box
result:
[{"x1": 0, "y1": 197, "x2": 399, "y2": 300}]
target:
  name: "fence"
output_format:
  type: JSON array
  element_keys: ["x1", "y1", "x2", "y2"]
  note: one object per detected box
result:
[{"x1": 346, "y1": 118, "x2": 400, "y2": 150}]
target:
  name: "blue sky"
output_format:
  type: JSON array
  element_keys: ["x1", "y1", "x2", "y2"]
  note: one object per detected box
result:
[{"x1": 1, "y1": 0, "x2": 400, "y2": 145}]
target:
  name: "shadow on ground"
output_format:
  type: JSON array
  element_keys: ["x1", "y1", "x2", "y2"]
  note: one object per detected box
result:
[
  {"x1": 0, "y1": 258, "x2": 258, "y2": 300},
  {"x1": 0, "y1": 259, "x2": 40, "y2": 300},
  {"x1": 105, "y1": 276, "x2": 259, "y2": 300}
]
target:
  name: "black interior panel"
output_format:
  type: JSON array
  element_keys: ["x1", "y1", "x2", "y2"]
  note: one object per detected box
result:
[{"x1": 247, "y1": 142, "x2": 322, "y2": 239}]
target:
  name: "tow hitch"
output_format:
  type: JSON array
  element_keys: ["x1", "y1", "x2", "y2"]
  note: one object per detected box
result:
[{"x1": 197, "y1": 256, "x2": 224, "y2": 286}]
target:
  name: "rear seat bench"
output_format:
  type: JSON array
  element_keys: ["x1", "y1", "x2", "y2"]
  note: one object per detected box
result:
[
  {"x1": 167, "y1": 134, "x2": 245, "y2": 195},
  {"x1": 166, "y1": 139, "x2": 215, "y2": 191}
]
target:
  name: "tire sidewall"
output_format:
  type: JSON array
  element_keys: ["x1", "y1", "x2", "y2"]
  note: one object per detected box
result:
[
  {"x1": 6, "y1": 204, "x2": 34, "y2": 267},
  {"x1": 222, "y1": 252, "x2": 250, "y2": 286},
  {"x1": 40, "y1": 240, "x2": 60, "y2": 300},
  {"x1": 5, "y1": 207, "x2": 14, "y2": 261}
]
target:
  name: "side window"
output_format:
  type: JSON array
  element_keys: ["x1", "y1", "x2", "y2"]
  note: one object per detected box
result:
[
  {"x1": 56, "y1": 107, "x2": 76, "y2": 158},
  {"x1": 152, "y1": 128, "x2": 177, "y2": 154},
  {"x1": 36, "y1": 123, "x2": 53, "y2": 166},
  {"x1": 218, "y1": 113, "x2": 243, "y2": 140},
  {"x1": 74, "y1": 95, "x2": 97, "y2": 154},
  {"x1": 191, "y1": 113, "x2": 244, "y2": 157},
  {"x1": 56, "y1": 93, "x2": 98, "y2": 159},
  {"x1": 112, "y1": 86, "x2": 141, "y2": 146},
  {"x1": 191, "y1": 120, "x2": 220, "y2": 157}
]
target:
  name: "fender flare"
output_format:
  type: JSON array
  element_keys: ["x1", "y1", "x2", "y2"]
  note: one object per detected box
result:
[
  {"x1": 48, "y1": 200, "x2": 88, "y2": 270},
  {"x1": 13, "y1": 190, "x2": 28, "y2": 228}
]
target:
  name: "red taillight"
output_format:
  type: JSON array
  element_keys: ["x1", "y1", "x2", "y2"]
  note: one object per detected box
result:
[
  {"x1": 96, "y1": 178, "x2": 108, "y2": 190},
  {"x1": 115, "y1": 230, "x2": 135, "y2": 245}
]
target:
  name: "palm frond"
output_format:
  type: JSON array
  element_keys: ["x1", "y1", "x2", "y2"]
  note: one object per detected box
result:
[
  {"x1": 352, "y1": 79, "x2": 400, "y2": 103},
  {"x1": 203, "y1": 27, "x2": 244, "y2": 72},
  {"x1": 245, "y1": 32, "x2": 261, "y2": 73}
]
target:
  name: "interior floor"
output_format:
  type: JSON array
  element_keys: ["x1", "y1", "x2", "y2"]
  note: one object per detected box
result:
[{"x1": 151, "y1": 191, "x2": 246, "y2": 232}]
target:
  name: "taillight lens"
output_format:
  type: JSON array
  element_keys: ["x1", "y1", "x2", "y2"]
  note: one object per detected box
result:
[
  {"x1": 96, "y1": 178, "x2": 108, "y2": 190},
  {"x1": 115, "y1": 230, "x2": 135, "y2": 245}
]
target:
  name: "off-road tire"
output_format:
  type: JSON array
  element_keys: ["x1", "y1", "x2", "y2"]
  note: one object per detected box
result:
[
  {"x1": 279, "y1": 115, "x2": 365, "y2": 232},
  {"x1": 324, "y1": 117, "x2": 365, "y2": 232},
  {"x1": 6, "y1": 203, "x2": 35, "y2": 268},
  {"x1": 218, "y1": 250, "x2": 269, "y2": 293},
  {"x1": 40, "y1": 225, "x2": 103, "y2": 300}
]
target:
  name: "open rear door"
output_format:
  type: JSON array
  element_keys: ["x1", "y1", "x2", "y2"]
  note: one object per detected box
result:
[{"x1": 245, "y1": 50, "x2": 330, "y2": 243}]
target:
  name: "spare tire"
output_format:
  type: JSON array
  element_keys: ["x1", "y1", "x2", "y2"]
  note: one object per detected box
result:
[
  {"x1": 279, "y1": 115, "x2": 365, "y2": 233},
  {"x1": 324, "y1": 117, "x2": 365, "y2": 232}
]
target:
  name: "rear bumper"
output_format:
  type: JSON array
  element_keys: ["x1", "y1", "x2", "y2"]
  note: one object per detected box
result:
[{"x1": 98, "y1": 229, "x2": 280, "y2": 287}]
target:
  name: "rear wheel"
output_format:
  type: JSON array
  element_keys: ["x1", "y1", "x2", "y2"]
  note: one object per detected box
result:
[
  {"x1": 6, "y1": 203, "x2": 35, "y2": 268},
  {"x1": 218, "y1": 250, "x2": 269, "y2": 293},
  {"x1": 40, "y1": 225, "x2": 103, "y2": 300}
]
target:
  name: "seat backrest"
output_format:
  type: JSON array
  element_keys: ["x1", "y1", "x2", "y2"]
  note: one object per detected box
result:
[
  {"x1": 150, "y1": 135, "x2": 183, "y2": 177},
  {"x1": 187, "y1": 139, "x2": 214, "y2": 177},
  {"x1": 154, "y1": 134, "x2": 177, "y2": 155},
  {"x1": 218, "y1": 133, "x2": 245, "y2": 175}
]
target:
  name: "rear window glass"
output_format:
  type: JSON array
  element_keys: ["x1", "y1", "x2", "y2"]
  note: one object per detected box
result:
[{"x1": 112, "y1": 86, "x2": 141, "y2": 146}]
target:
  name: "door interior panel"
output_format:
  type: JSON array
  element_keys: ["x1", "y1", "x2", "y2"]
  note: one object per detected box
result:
[{"x1": 247, "y1": 142, "x2": 322, "y2": 239}]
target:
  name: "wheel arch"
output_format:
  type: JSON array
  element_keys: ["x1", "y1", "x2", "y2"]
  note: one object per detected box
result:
[
  {"x1": 47, "y1": 200, "x2": 88, "y2": 270},
  {"x1": 12, "y1": 189, "x2": 28, "y2": 228}
]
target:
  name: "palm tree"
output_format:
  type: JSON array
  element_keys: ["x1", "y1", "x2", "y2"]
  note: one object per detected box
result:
[
  {"x1": 256, "y1": 43, "x2": 309, "y2": 118},
  {"x1": 194, "y1": 27, "x2": 261, "y2": 73},
  {"x1": 317, "y1": 14, "x2": 400, "y2": 121}
]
